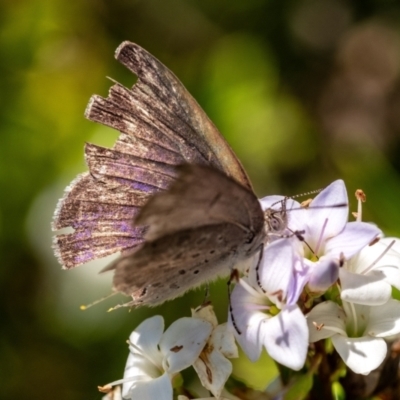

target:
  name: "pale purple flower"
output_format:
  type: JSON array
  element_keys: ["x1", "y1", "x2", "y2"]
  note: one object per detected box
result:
[
  {"x1": 229, "y1": 239, "x2": 309, "y2": 370},
  {"x1": 260, "y1": 180, "x2": 381, "y2": 293}
]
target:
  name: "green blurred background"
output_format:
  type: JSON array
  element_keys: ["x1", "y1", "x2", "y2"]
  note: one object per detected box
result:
[{"x1": 2, "y1": 0, "x2": 400, "y2": 399}]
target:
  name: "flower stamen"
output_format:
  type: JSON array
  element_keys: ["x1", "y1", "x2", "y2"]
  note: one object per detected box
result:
[
  {"x1": 315, "y1": 218, "x2": 328, "y2": 255},
  {"x1": 312, "y1": 322, "x2": 346, "y2": 336},
  {"x1": 359, "y1": 240, "x2": 396, "y2": 275},
  {"x1": 239, "y1": 278, "x2": 264, "y2": 298}
]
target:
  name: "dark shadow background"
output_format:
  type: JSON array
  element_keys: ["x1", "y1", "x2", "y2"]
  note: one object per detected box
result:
[{"x1": 2, "y1": 1, "x2": 400, "y2": 399}]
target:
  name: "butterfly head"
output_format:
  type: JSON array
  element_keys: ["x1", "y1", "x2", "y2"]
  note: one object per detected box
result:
[{"x1": 264, "y1": 200, "x2": 288, "y2": 237}]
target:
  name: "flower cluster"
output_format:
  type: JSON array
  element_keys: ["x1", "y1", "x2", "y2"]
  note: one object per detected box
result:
[
  {"x1": 232, "y1": 180, "x2": 400, "y2": 376},
  {"x1": 99, "y1": 304, "x2": 237, "y2": 400},
  {"x1": 100, "y1": 180, "x2": 400, "y2": 398}
]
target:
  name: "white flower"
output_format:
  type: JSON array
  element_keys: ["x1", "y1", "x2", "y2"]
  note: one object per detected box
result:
[
  {"x1": 307, "y1": 299, "x2": 400, "y2": 375},
  {"x1": 229, "y1": 239, "x2": 309, "y2": 370},
  {"x1": 341, "y1": 237, "x2": 400, "y2": 305},
  {"x1": 99, "y1": 315, "x2": 213, "y2": 400},
  {"x1": 191, "y1": 304, "x2": 238, "y2": 399}
]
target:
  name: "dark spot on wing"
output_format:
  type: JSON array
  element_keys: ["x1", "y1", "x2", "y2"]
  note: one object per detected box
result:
[
  {"x1": 177, "y1": 235, "x2": 190, "y2": 246},
  {"x1": 196, "y1": 236, "x2": 207, "y2": 245},
  {"x1": 173, "y1": 252, "x2": 183, "y2": 260}
]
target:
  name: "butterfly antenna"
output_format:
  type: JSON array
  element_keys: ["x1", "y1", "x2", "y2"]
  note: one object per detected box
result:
[
  {"x1": 269, "y1": 189, "x2": 322, "y2": 209},
  {"x1": 80, "y1": 292, "x2": 119, "y2": 310},
  {"x1": 290, "y1": 189, "x2": 322, "y2": 199}
]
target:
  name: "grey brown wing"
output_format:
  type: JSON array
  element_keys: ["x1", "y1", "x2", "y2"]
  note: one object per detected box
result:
[
  {"x1": 111, "y1": 223, "x2": 255, "y2": 306},
  {"x1": 53, "y1": 42, "x2": 252, "y2": 269},
  {"x1": 135, "y1": 164, "x2": 264, "y2": 242},
  {"x1": 107, "y1": 165, "x2": 265, "y2": 306}
]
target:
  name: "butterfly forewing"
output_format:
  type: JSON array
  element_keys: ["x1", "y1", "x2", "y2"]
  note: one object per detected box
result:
[
  {"x1": 53, "y1": 42, "x2": 252, "y2": 269},
  {"x1": 53, "y1": 173, "x2": 148, "y2": 268}
]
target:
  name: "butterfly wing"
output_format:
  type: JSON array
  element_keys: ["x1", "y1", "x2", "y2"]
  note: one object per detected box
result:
[
  {"x1": 108, "y1": 165, "x2": 265, "y2": 306},
  {"x1": 53, "y1": 42, "x2": 252, "y2": 269}
]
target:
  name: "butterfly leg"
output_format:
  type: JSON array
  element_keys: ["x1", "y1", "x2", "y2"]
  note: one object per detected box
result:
[
  {"x1": 202, "y1": 283, "x2": 210, "y2": 306},
  {"x1": 228, "y1": 268, "x2": 241, "y2": 334},
  {"x1": 254, "y1": 243, "x2": 265, "y2": 292}
]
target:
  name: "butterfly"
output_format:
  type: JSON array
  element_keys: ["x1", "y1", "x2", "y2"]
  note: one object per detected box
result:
[{"x1": 52, "y1": 42, "x2": 285, "y2": 306}]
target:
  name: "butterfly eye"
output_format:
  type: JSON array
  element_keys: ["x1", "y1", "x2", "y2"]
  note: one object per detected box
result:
[{"x1": 268, "y1": 215, "x2": 285, "y2": 233}]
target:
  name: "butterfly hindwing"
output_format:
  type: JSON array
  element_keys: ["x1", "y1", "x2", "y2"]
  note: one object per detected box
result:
[
  {"x1": 135, "y1": 164, "x2": 264, "y2": 241},
  {"x1": 108, "y1": 165, "x2": 265, "y2": 305},
  {"x1": 112, "y1": 223, "x2": 249, "y2": 306}
]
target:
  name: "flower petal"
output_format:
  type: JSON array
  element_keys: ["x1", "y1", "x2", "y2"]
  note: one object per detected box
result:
[
  {"x1": 375, "y1": 264, "x2": 400, "y2": 291},
  {"x1": 340, "y1": 268, "x2": 391, "y2": 306},
  {"x1": 123, "y1": 316, "x2": 165, "y2": 396},
  {"x1": 287, "y1": 257, "x2": 310, "y2": 305},
  {"x1": 306, "y1": 301, "x2": 347, "y2": 342},
  {"x1": 325, "y1": 222, "x2": 381, "y2": 259},
  {"x1": 331, "y1": 335, "x2": 387, "y2": 375},
  {"x1": 307, "y1": 258, "x2": 339, "y2": 292},
  {"x1": 160, "y1": 317, "x2": 212, "y2": 374},
  {"x1": 259, "y1": 195, "x2": 288, "y2": 211},
  {"x1": 258, "y1": 239, "x2": 296, "y2": 304},
  {"x1": 306, "y1": 180, "x2": 348, "y2": 242},
  {"x1": 192, "y1": 304, "x2": 218, "y2": 328},
  {"x1": 123, "y1": 352, "x2": 161, "y2": 397},
  {"x1": 262, "y1": 305, "x2": 308, "y2": 370},
  {"x1": 211, "y1": 323, "x2": 238, "y2": 359},
  {"x1": 354, "y1": 238, "x2": 400, "y2": 290},
  {"x1": 193, "y1": 345, "x2": 232, "y2": 398},
  {"x1": 128, "y1": 372, "x2": 173, "y2": 400},
  {"x1": 229, "y1": 282, "x2": 265, "y2": 361},
  {"x1": 128, "y1": 316, "x2": 164, "y2": 367},
  {"x1": 366, "y1": 299, "x2": 400, "y2": 337}
]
